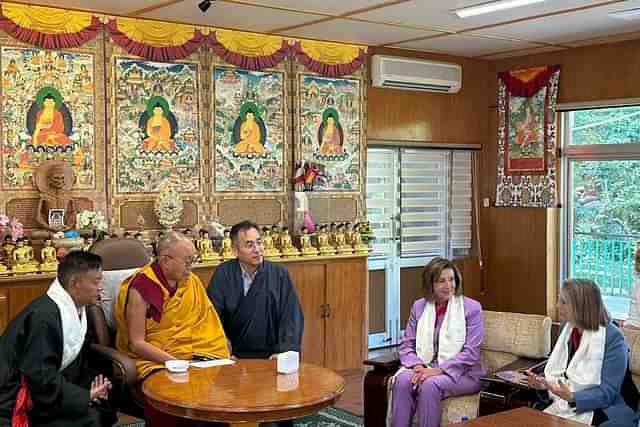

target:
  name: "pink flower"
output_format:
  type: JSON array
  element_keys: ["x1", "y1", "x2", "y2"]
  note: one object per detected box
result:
[
  {"x1": 9, "y1": 218, "x2": 23, "y2": 240},
  {"x1": 0, "y1": 215, "x2": 9, "y2": 228}
]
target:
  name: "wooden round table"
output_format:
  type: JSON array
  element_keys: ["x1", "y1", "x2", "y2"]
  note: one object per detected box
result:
[{"x1": 142, "y1": 359, "x2": 345, "y2": 423}]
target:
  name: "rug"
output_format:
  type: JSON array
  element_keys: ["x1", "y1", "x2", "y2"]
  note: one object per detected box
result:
[{"x1": 118, "y1": 407, "x2": 364, "y2": 427}]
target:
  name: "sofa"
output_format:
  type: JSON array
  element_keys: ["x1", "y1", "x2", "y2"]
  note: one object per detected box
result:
[{"x1": 363, "y1": 310, "x2": 552, "y2": 427}]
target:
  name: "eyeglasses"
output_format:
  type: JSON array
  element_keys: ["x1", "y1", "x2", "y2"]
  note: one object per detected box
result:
[
  {"x1": 164, "y1": 254, "x2": 197, "y2": 267},
  {"x1": 243, "y1": 240, "x2": 264, "y2": 251}
]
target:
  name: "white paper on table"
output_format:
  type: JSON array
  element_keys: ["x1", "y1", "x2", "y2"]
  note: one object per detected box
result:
[{"x1": 190, "y1": 359, "x2": 235, "y2": 368}]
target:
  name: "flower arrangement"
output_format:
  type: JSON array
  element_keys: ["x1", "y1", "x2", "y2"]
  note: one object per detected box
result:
[
  {"x1": 76, "y1": 210, "x2": 108, "y2": 238},
  {"x1": 0, "y1": 214, "x2": 24, "y2": 241}
]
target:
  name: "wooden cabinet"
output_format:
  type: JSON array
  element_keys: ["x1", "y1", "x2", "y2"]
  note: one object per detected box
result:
[{"x1": 0, "y1": 256, "x2": 369, "y2": 371}]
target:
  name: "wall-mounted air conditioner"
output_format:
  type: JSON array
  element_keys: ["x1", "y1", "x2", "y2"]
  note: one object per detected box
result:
[{"x1": 371, "y1": 55, "x2": 462, "y2": 94}]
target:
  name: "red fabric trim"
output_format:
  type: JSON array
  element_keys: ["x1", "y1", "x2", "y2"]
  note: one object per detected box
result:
[
  {"x1": 436, "y1": 301, "x2": 448, "y2": 318},
  {"x1": 12, "y1": 376, "x2": 32, "y2": 427},
  {"x1": 498, "y1": 65, "x2": 560, "y2": 97},
  {"x1": 292, "y1": 41, "x2": 367, "y2": 77},
  {"x1": 570, "y1": 328, "x2": 582, "y2": 350},
  {"x1": 130, "y1": 262, "x2": 175, "y2": 322},
  {"x1": 0, "y1": 14, "x2": 101, "y2": 50},
  {"x1": 207, "y1": 33, "x2": 289, "y2": 71},
  {"x1": 106, "y1": 19, "x2": 204, "y2": 62}
]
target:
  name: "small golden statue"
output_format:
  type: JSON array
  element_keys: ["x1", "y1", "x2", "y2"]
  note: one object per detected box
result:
[
  {"x1": 0, "y1": 261, "x2": 8, "y2": 274},
  {"x1": 3, "y1": 236, "x2": 15, "y2": 265},
  {"x1": 344, "y1": 222, "x2": 354, "y2": 245},
  {"x1": 317, "y1": 225, "x2": 337, "y2": 256},
  {"x1": 12, "y1": 239, "x2": 39, "y2": 273},
  {"x1": 221, "y1": 229, "x2": 235, "y2": 260},
  {"x1": 328, "y1": 222, "x2": 338, "y2": 247},
  {"x1": 279, "y1": 227, "x2": 300, "y2": 258},
  {"x1": 262, "y1": 227, "x2": 281, "y2": 260},
  {"x1": 351, "y1": 224, "x2": 370, "y2": 255},
  {"x1": 81, "y1": 237, "x2": 94, "y2": 252},
  {"x1": 270, "y1": 225, "x2": 281, "y2": 250},
  {"x1": 197, "y1": 230, "x2": 221, "y2": 263},
  {"x1": 40, "y1": 239, "x2": 59, "y2": 271},
  {"x1": 299, "y1": 226, "x2": 318, "y2": 257},
  {"x1": 334, "y1": 224, "x2": 353, "y2": 255}
]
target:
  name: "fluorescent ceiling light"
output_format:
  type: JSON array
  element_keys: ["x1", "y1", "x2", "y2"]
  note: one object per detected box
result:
[
  {"x1": 609, "y1": 7, "x2": 640, "y2": 21},
  {"x1": 454, "y1": 0, "x2": 545, "y2": 18}
]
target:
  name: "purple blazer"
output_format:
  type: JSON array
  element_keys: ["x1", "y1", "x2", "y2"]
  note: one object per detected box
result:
[{"x1": 399, "y1": 296, "x2": 486, "y2": 383}]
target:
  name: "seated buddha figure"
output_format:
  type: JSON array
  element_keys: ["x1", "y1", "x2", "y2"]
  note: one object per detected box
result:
[
  {"x1": 318, "y1": 109, "x2": 344, "y2": 156},
  {"x1": 334, "y1": 224, "x2": 353, "y2": 255},
  {"x1": 317, "y1": 225, "x2": 336, "y2": 256},
  {"x1": 221, "y1": 229, "x2": 235, "y2": 260},
  {"x1": 34, "y1": 160, "x2": 76, "y2": 237},
  {"x1": 197, "y1": 230, "x2": 220, "y2": 263},
  {"x1": 234, "y1": 105, "x2": 266, "y2": 156},
  {"x1": 141, "y1": 98, "x2": 176, "y2": 152},
  {"x1": 40, "y1": 239, "x2": 59, "y2": 272},
  {"x1": 279, "y1": 227, "x2": 299, "y2": 258},
  {"x1": 2, "y1": 236, "x2": 15, "y2": 265},
  {"x1": 351, "y1": 223, "x2": 370, "y2": 255},
  {"x1": 12, "y1": 238, "x2": 39, "y2": 273},
  {"x1": 30, "y1": 89, "x2": 71, "y2": 147},
  {"x1": 261, "y1": 227, "x2": 281, "y2": 260},
  {"x1": 299, "y1": 226, "x2": 318, "y2": 257}
]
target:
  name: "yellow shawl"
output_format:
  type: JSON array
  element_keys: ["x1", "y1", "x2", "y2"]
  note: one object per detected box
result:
[{"x1": 114, "y1": 263, "x2": 229, "y2": 379}]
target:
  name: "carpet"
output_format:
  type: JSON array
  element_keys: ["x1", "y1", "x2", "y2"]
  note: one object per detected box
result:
[{"x1": 118, "y1": 407, "x2": 363, "y2": 427}]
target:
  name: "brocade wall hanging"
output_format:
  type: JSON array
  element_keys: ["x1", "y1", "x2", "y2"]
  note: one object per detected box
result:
[{"x1": 495, "y1": 65, "x2": 560, "y2": 208}]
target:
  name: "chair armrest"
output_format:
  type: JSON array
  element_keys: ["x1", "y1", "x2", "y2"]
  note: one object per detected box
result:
[
  {"x1": 363, "y1": 351, "x2": 401, "y2": 373},
  {"x1": 90, "y1": 343, "x2": 138, "y2": 386}
]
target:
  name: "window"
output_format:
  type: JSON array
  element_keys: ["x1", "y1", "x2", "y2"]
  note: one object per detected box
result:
[{"x1": 561, "y1": 105, "x2": 640, "y2": 319}]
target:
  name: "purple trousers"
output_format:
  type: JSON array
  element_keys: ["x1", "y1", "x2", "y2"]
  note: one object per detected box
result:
[{"x1": 390, "y1": 370, "x2": 481, "y2": 427}]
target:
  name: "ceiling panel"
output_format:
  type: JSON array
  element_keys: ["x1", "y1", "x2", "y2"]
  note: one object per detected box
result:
[
  {"x1": 280, "y1": 19, "x2": 440, "y2": 46},
  {"x1": 223, "y1": 0, "x2": 388, "y2": 16},
  {"x1": 10, "y1": 0, "x2": 152, "y2": 15},
  {"x1": 391, "y1": 34, "x2": 539, "y2": 57},
  {"x1": 480, "y1": 45, "x2": 566, "y2": 60},
  {"x1": 469, "y1": 0, "x2": 640, "y2": 44},
  {"x1": 567, "y1": 29, "x2": 640, "y2": 47},
  {"x1": 143, "y1": 1, "x2": 324, "y2": 33},
  {"x1": 353, "y1": 0, "x2": 616, "y2": 33}
]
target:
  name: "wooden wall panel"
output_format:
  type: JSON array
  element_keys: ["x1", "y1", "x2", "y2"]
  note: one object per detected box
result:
[
  {"x1": 399, "y1": 267, "x2": 423, "y2": 326},
  {"x1": 325, "y1": 259, "x2": 367, "y2": 371},
  {"x1": 0, "y1": 289, "x2": 7, "y2": 335},
  {"x1": 369, "y1": 270, "x2": 386, "y2": 334},
  {"x1": 8, "y1": 283, "x2": 48, "y2": 320},
  {"x1": 367, "y1": 47, "x2": 490, "y2": 145},
  {"x1": 287, "y1": 263, "x2": 326, "y2": 367}
]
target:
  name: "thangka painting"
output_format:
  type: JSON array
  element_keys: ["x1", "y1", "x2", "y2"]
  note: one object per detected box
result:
[
  {"x1": 496, "y1": 65, "x2": 560, "y2": 208},
  {"x1": 297, "y1": 74, "x2": 361, "y2": 192},
  {"x1": 213, "y1": 67, "x2": 286, "y2": 192},
  {"x1": 1, "y1": 47, "x2": 96, "y2": 189},
  {"x1": 113, "y1": 58, "x2": 200, "y2": 193}
]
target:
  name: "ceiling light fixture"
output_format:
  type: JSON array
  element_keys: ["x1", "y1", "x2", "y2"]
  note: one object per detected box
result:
[
  {"x1": 609, "y1": 7, "x2": 640, "y2": 21},
  {"x1": 198, "y1": 0, "x2": 212, "y2": 13},
  {"x1": 453, "y1": 0, "x2": 545, "y2": 18}
]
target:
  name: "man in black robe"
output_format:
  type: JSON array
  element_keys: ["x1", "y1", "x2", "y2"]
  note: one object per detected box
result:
[
  {"x1": 0, "y1": 251, "x2": 116, "y2": 427},
  {"x1": 207, "y1": 220, "x2": 304, "y2": 359}
]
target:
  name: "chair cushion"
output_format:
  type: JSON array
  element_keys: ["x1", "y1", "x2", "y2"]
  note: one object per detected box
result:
[
  {"x1": 481, "y1": 349, "x2": 519, "y2": 375},
  {"x1": 101, "y1": 268, "x2": 139, "y2": 329},
  {"x1": 482, "y1": 311, "x2": 551, "y2": 359},
  {"x1": 91, "y1": 238, "x2": 150, "y2": 271},
  {"x1": 623, "y1": 327, "x2": 640, "y2": 387},
  {"x1": 441, "y1": 393, "x2": 480, "y2": 425}
]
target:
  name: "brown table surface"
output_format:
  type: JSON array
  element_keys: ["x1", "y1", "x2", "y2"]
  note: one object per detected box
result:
[
  {"x1": 447, "y1": 407, "x2": 587, "y2": 427},
  {"x1": 142, "y1": 359, "x2": 345, "y2": 423}
]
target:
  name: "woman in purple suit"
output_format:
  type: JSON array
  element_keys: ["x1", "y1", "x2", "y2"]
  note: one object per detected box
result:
[{"x1": 390, "y1": 257, "x2": 485, "y2": 427}]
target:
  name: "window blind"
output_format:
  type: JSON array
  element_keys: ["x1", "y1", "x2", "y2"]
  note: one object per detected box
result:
[
  {"x1": 365, "y1": 149, "x2": 396, "y2": 257},
  {"x1": 399, "y1": 149, "x2": 448, "y2": 258},
  {"x1": 449, "y1": 152, "x2": 473, "y2": 257}
]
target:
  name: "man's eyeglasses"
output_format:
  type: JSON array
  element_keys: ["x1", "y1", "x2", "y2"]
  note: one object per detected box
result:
[
  {"x1": 164, "y1": 254, "x2": 197, "y2": 267},
  {"x1": 243, "y1": 240, "x2": 264, "y2": 251}
]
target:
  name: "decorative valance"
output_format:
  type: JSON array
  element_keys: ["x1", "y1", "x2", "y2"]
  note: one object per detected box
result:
[
  {"x1": 208, "y1": 29, "x2": 289, "y2": 71},
  {"x1": 106, "y1": 17, "x2": 204, "y2": 62},
  {"x1": 495, "y1": 65, "x2": 560, "y2": 208},
  {"x1": 293, "y1": 40, "x2": 368, "y2": 77},
  {"x1": 0, "y1": 3, "x2": 102, "y2": 49}
]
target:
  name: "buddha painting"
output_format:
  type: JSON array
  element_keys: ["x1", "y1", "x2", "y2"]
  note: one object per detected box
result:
[
  {"x1": 139, "y1": 96, "x2": 178, "y2": 152},
  {"x1": 515, "y1": 102, "x2": 542, "y2": 155},
  {"x1": 317, "y1": 108, "x2": 344, "y2": 156},
  {"x1": 232, "y1": 102, "x2": 267, "y2": 156},
  {"x1": 26, "y1": 86, "x2": 72, "y2": 147}
]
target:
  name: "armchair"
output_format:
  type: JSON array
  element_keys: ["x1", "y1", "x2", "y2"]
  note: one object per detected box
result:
[
  {"x1": 363, "y1": 310, "x2": 551, "y2": 427},
  {"x1": 88, "y1": 238, "x2": 150, "y2": 417}
]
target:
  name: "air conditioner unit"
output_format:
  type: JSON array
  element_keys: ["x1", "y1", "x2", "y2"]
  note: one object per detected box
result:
[{"x1": 371, "y1": 55, "x2": 462, "y2": 94}]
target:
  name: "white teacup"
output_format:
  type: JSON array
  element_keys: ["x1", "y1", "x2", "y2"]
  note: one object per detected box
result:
[{"x1": 165, "y1": 359, "x2": 189, "y2": 373}]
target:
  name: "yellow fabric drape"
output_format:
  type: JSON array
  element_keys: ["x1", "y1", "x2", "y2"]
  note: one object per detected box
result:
[
  {"x1": 2, "y1": 3, "x2": 92, "y2": 34},
  {"x1": 299, "y1": 40, "x2": 366, "y2": 65},
  {"x1": 115, "y1": 17, "x2": 196, "y2": 47},
  {"x1": 216, "y1": 29, "x2": 284, "y2": 56},
  {"x1": 115, "y1": 264, "x2": 230, "y2": 379}
]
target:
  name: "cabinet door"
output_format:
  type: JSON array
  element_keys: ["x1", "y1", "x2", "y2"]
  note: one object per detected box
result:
[
  {"x1": 0, "y1": 289, "x2": 7, "y2": 335},
  {"x1": 326, "y1": 258, "x2": 367, "y2": 371},
  {"x1": 287, "y1": 263, "x2": 326, "y2": 367},
  {"x1": 9, "y1": 283, "x2": 49, "y2": 320}
]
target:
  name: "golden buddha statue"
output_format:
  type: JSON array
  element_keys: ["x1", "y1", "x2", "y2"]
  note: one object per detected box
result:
[
  {"x1": 12, "y1": 239, "x2": 39, "y2": 273},
  {"x1": 2, "y1": 236, "x2": 15, "y2": 265},
  {"x1": 262, "y1": 227, "x2": 281, "y2": 260},
  {"x1": 221, "y1": 229, "x2": 235, "y2": 260},
  {"x1": 197, "y1": 230, "x2": 220, "y2": 263},
  {"x1": 317, "y1": 225, "x2": 337, "y2": 256},
  {"x1": 344, "y1": 222, "x2": 354, "y2": 245},
  {"x1": 328, "y1": 222, "x2": 337, "y2": 247},
  {"x1": 299, "y1": 227, "x2": 318, "y2": 257},
  {"x1": 34, "y1": 160, "x2": 76, "y2": 236},
  {"x1": 279, "y1": 227, "x2": 299, "y2": 258},
  {"x1": 270, "y1": 225, "x2": 281, "y2": 250},
  {"x1": 0, "y1": 261, "x2": 8, "y2": 274},
  {"x1": 334, "y1": 224, "x2": 353, "y2": 255},
  {"x1": 351, "y1": 224, "x2": 370, "y2": 255},
  {"x1": 40, "y1": 239, "x2": 59, "y2": 272}
]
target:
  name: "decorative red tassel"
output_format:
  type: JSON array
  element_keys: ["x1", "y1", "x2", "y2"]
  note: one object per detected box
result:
[{"x1": 12, "y1": 376, "x2": 32, "y2": 427}]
